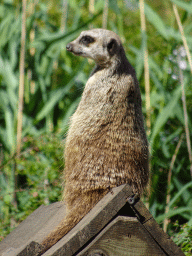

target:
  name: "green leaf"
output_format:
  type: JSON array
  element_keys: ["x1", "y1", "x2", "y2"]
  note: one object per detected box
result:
[
  {"x1": 149, "y1": 57, "x2": 164, "y2": 80},
  {"x1": 170, "y1": 0, "x2": 192, "y2": 13},
  {"x1": 129, "y1": 36, "x2": 145, "y2": 81},
  {"x1": 150, "y1": 86, "x2": 181, "y2": 149},
  {"x1": 144, "y1": 3, "x2": 169, "y2": 40},
  {"x1": 156, "y1": 206, "x2": 192, "y2": 223},
  {"x1": 4, "y1": 107, "x2": 15, "y2": 152},
  {"x1": 0, "y1": 57, "x2": 18, "y2": 90},
  {"x1": 136, "y1": 32, "x2": 146, "y2": 80},
  {"x1": 0, "y1": 14, "x2": 15, "y2": 48},
  {"x1": 60, "y1": 97, "x2": 81, "y2": 132},
  {"x1": 36, "y1": 78, "x2": 76, "y2": 122},
  {"x1": 169, "y1": 181, "x2": 192, "y2": 208},
  {"x1": 109, "y1": 0, "x2": 120, "y2": 14}
]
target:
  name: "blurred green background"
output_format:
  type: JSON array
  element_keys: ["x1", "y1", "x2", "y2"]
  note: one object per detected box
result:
[{"x1": 0, "y1": 0, "x2": 192, "y2": 253}]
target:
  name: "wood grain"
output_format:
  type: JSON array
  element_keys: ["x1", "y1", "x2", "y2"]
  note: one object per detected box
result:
[
  {"x1": 42, "y1": 184, "x2": 133, "y2": 256},
  {"x1": 77, "y1": 216, "x2": 166, "y2": 256},
  {"x1": 0, "y1": 202, "x2": 66, "y2": 256},
  {"x1": 130, "y1": 199, "x2": 185, "y2": 256},
  {"x1": 0, "y1": 184, "x2": 185, "y2": 256}
]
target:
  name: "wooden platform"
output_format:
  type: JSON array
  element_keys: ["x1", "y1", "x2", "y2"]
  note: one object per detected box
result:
[{"x1": 0, "y1": 184, "x2": 184, "y2": 256}]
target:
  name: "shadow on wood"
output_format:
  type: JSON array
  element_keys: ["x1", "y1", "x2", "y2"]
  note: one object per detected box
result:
[{"x1": 0, "y1": 184, "x2": 184, "y2": 256}]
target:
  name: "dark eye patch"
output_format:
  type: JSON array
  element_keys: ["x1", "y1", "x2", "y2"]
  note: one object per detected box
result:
[{"x1": 79, "y1": 35, "x2": 95, "y2": 45}]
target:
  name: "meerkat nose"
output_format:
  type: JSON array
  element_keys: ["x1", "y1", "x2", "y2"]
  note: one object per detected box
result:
[{"x1": 66, "y1": 43, "x2": 73, "y2": 52}]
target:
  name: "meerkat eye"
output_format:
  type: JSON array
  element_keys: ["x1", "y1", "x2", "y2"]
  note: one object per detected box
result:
[{"x1": 79, "y1": 35, "x2": 95, "y2": 45}]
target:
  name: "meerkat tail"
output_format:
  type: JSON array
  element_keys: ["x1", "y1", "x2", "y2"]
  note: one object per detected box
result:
[{"x1": 41, "y1": 189, "x2": 108, "y2": 253}]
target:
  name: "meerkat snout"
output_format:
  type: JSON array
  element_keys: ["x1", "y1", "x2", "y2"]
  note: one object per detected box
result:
[{"x1": 66, "y1": 43, "x2": 73, "y2": 52}]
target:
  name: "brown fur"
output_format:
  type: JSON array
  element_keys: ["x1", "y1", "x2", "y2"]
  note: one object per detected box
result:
[{"x1": 41, "y1": 29, "x2": 149, "y2": 253}]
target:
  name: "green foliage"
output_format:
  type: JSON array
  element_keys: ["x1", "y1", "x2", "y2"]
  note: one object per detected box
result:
[
  {"x1": 172, "y1": 221, "x2": 192, "y2": 255},
  {"x1": 0, "y1": 0, "x2": 192, "y2": 248},
  {"x1": 0, "y1": 133, "x2": 63, "y2": 240}
]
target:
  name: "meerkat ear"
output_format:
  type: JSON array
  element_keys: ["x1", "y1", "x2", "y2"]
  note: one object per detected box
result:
[{"x1": 107, "y1": 38, "x2": 117, "y2": 56}]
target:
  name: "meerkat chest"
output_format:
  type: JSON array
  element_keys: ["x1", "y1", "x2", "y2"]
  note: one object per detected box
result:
[
  {"x1": 81, "y1": 71, "x2": 124, "y2": 105},
  {"x1": 73, "y1": 70, "x2": 134, "y2": 122},
  {"x1": 86, "y1": 72, "x2": 98, "y2": 86},
  {"x1": 86, "y1": 70, "x2": 109, "y2": 92}
]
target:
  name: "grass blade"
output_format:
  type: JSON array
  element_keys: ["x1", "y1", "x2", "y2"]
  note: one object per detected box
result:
[
  {"x1": 170, "y1": 0, "x2": 192, "y2": 13},
  {"x1": 144, "y1": 3, "x2": 169, "y2": 40},
  {"x1": 150, "y1": 86, "x2": 181, "y2": 149}
]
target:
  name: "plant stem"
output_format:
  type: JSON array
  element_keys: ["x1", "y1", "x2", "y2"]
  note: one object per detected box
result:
[
  {"x1": 139, "y1": 0, "x2": 151, "y2": 205},
  {"x1": 61, "y1": 0, "x2": 68, "y2": 32},
  {"x1": 89, "y1": 0, "x2": 95, "y2": 15},
  {"x1": 177, "y1": 53, "x2": 192, "y2": 177},
  {"x1": 173, "y1": 5, "x2": 192, "y2": 175},
  {"x1": 102, "y1": 0, "x2": 109, "y2": 29},
  {"x1": 17, "y1": 0, "x2": 26, "y2": 156},
  {"x1": 139, "y1": 0, "x2": 151, "y2": 136},
  {"x1": 15, "y1": 0, "x2": 27, "y2": 207},
  {"x1": 163, "y1": 133, "x2": 184, "y2": 232},
  {"x1": 89, "y1": 0, "x2": 95, "y2": 29},
  {"x1": 173, "y1": 4, "x2": 192, "y2": 74}
]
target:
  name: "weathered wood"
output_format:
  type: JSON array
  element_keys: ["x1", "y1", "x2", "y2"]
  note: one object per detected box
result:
[
  {"x1": 130, "y1": 199, "x2": 185, "y2": 256},
  {"x1": 18, "y1": 241, "x2": 43, "y2": 256},
  {"x1": 0, "y1": 202, "x2": 66, "y2": 256},
  {"x1": 42, "y1": 184, "x2": 133, "y2": 256},
  {"x1": 2, "y1": 242, "x2": 43, "y2": 256},
  {"x1": 77, "y1": 216, "x2": 166, "y2": 256},
  {"x1": 143, "y1": 218, "x2": 184, "y2": 256},
  {"x1": 0, "y1": 184, "x2": 185, "y2": 256}
]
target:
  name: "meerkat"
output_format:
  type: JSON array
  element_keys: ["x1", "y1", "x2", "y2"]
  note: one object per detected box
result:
[{"x1": 41, "y1": 28, "x2": 149, "y2": 253}]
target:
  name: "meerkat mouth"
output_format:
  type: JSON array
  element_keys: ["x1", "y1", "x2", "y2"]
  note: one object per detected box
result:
[
  {"x1": 73, "y1": 51, "x2": 83, "y2": 56},
  {"x1": 66, "y1": 43, "x2": 83, "y2": 56}
]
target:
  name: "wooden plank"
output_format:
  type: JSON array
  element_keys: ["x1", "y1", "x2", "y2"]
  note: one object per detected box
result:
[
  {"x1": 129, "y1": 199, "x2": 153, "y2": 223},
  {"x1": 42, "y1": 184, "x2": 133, "y2": 256},
  {"x1": 2, "y1": 242, "x2": 43, "y2": 256},
  {"x1": 1, "y1": 183, "x2": 184, "y2": 256},
  {"x1": 0, "y1": 202, "x2": 66, "y2": 256},
  {"x1": 143, "y1": 218, "x2": 185, "y2": 256},
  {"x1": 77, "y1": 216, "x2": 167, "y2": 256},
  {"x1": 130, "y1": 200, "x2": 185, "y2": 256},
  {"x1": 18, "y1": 241, "x2": 43, "y2": 256}
]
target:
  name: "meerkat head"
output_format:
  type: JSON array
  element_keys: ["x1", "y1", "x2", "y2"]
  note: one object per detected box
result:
[{"x1": 66, "y1": 29, "x2": 125, "y2": 67}]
